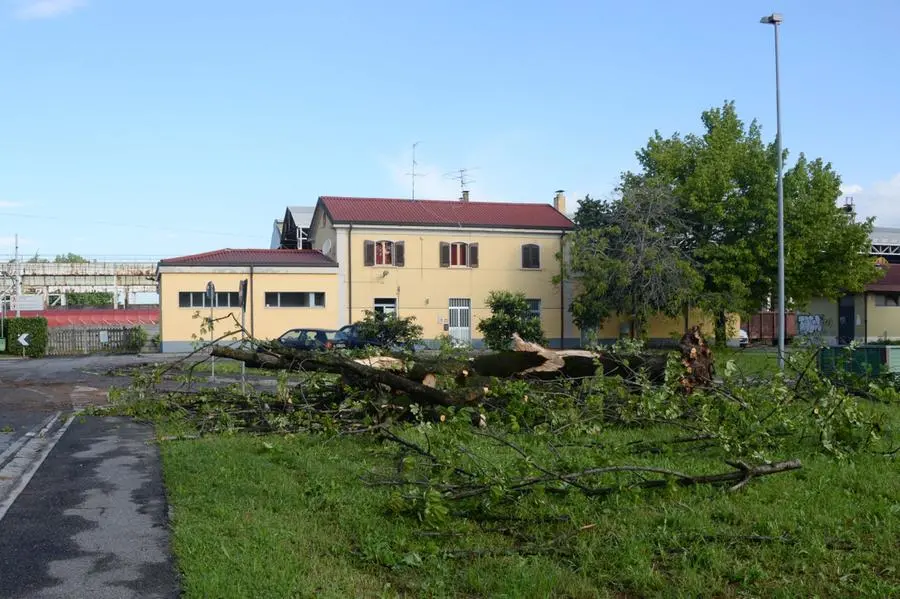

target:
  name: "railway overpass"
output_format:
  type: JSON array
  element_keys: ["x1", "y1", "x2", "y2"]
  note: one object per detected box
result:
[{"x1": 0, "y1": 260, "x2": 159, "y2": 308}]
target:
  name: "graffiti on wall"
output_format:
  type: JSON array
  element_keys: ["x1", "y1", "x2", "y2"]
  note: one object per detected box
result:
[{"x1": 797, "y1": 313, "x2": 824, "y2": 336}]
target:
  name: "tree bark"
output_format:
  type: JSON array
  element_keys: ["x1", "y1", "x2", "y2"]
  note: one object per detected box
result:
[{"x1": 211, "y1": 346, "x2": 479, "y2": 407}]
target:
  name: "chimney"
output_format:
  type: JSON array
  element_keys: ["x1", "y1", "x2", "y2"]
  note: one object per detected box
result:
[
  {"x1": 461, "y1": 190, "x2": 470, "y2": 202},
  {"x1": 553, "y1": 190, "x2": 566, "y2": 214}
]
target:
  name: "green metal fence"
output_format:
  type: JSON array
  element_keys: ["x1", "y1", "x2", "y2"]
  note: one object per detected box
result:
[{"x1": 818, "y1": 346, "x2": 887, "y2": 377}]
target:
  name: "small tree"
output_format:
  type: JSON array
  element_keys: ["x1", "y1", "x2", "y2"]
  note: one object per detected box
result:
[
  {"x1": 355, "y1": 311, "x2": 423, "y2": 348},
  {"x1": 568, "y1": 184, "x2": 701, "y2": 338},
  {"x1": 477, "y1": 291, "x2": 545, "y2": 351}
]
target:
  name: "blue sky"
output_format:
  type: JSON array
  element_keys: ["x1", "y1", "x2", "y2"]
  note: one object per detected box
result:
[{"x1": 0, "y1": 0, "x2": 898, "y2": 260}]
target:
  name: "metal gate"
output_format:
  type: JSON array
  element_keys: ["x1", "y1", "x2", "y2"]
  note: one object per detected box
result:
[{"x1": 448, "y1": 298, "x2": 471, "y2": 345}]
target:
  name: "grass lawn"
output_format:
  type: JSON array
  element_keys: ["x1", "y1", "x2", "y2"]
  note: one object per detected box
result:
[
  {"x1": 160, "y1": 402, "x2": 900, "y2": 598},
  {"x1": 717, "y1": 347, "x2": 786, "y2": 377}
]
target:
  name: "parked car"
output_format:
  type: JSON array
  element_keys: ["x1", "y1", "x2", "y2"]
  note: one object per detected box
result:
[
  {"x1": 335, "y1": 324, "x2": 384, "y2": 349},
  {"x1": 276, "y1": 328, "x2": 344, "y2": 351},
  {"x1": 738, "y1": 329, "x2": 749, "y2": 348}
]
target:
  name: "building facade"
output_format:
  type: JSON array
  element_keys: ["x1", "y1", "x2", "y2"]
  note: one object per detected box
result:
[
  {"x1": 309, "y1": 195, "x2": 576, "y2": 347},
  {"x1": 802, "y1": 226, "x2": 900, "y2": 344},
  {"x1": 158, "y1": 193, "x2": 734, "y2": 352},
  {"x1": 157, "y1": 249, "x2": 339, "y2": 352}
]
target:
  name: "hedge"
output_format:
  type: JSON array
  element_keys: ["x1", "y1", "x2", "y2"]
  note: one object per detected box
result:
[{"x1": 4, "y1": 317, "x2": 49, "y2": 357}]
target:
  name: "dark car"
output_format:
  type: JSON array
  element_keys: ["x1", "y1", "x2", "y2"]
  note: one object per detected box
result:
[
  {"x1": 335, "y1": 324, "x2": 383, "y2": 349},
  {"x1": 276, "y1": 328, "x2": 344, "y2": 351}
]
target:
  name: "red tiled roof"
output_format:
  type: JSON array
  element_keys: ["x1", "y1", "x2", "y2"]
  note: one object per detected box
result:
[
  {"x1": 866, "y1": 263, "x2": 900, "y2": 292},
  {"x1": 318, "y1": 196, "x2": 574, "y2": 230},
  {"x1": 159, "y1": 249, "x2": 336, "y2": 267}
]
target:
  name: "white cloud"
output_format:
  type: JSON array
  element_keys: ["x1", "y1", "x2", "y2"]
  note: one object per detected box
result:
[
  {"x1": 0, "y1": 201, "x2": 21, "y2": 208},
  {"x1": 15, "y1": 0, "x2": 86, "y2": 20},
  {"x1": 842, "y1": 173, "x2": 900, "y2": 227}
]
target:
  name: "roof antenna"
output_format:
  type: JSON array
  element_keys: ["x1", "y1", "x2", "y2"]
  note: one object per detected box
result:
[
  {"x1": 444, "y1": 167, "x2": 479, "y2": 201},
  {"x1": 405, "y1": 141, "x2": 425, "y2": 200}
]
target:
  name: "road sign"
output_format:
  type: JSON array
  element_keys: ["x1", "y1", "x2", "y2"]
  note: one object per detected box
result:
[
  {"x1": 17, "y1": 333, "x2": 30, "y2": 347},
  {"x1": 206, "y1": 281, "x2": 216, "y2": 305},
  {"x1": 238, "y1": 279, "x2": 248, "y2": 310},
  {"x1": 10, "y1": 295, "x2": 43, "y2": 311}
]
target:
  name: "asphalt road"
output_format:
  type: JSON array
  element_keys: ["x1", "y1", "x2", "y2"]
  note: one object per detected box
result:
[{"x1": 0, "y1": 356, "x2": 180, "y2": 598}]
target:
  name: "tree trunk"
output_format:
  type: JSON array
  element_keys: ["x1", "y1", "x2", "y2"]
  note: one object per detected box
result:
[{"x1": 714, "y1": 310, "x2": 728, "y2": 348}]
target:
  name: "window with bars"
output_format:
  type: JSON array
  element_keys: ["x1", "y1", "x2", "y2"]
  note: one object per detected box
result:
[
  {"x1": 525, "y1": 298, "x2": 541, "y2": 320},
  {"x1": 521, "y1": 244, "x2": 541, "y2": 269},
  {"x1": 363, "y1": 240, "x2": 405, "y2": 266},
  {"x1": 178, "y1": 291, "x2": 240, "y2": 308},
  {"x1": 439, "y1": 242, "x2": 478, "y2": 268},
  {"x1": 264, "y1": 292, "x2": 326, "y2": 308}
]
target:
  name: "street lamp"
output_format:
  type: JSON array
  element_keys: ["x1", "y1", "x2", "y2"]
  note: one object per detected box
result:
[{"x1": 761, "y1": 12, "x2": 785, "y2": 371}]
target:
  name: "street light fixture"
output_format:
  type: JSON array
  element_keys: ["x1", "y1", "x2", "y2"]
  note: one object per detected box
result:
[{"x1": 760, "y1": 12, "x2": 785, "y2": 370}]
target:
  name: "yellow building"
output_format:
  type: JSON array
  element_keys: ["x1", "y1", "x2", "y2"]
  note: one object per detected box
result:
[
  {"x1": 804, "y1": 261, "x2": 900, "y2": 344},
  {"x1": 309, "y1": 194, "x2": 576, "y2": 347},
  {"x1": 157, "y1": 249, "x2": 339, "y2": 352},
  {"x1": 159, "y1": 193, "x2": 736, "y2": 351}
]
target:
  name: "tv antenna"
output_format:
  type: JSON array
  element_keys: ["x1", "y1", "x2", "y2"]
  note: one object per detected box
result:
[
  {"x1": 444, "y1": 167, "x2": 479, "y2": 196},
  {"x1": 405, "y1": 141, "x2": 426, "y2": 200}
]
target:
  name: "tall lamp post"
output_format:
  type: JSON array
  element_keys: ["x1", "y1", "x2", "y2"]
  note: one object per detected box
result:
[{"x1": 761, "y1": 12, "x2": 785, "y2": 371}]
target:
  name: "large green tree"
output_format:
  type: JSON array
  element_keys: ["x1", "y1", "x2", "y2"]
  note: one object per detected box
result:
[
  {"x1": 625, "y1": 101, "x2": 879, "y2": 342},
  {"x1": 569, "y1": 185, "x2": 701, "y2": 338}
]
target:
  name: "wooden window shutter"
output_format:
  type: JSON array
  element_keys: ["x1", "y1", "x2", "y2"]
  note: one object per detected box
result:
[
  {"x1": 364, "y1": 240, "x2": 375, "y2": 266},
  {"x1": 468, "y1": 243, "x2": 479, "y2": 268},
  {"x1": 522, "y1": 244, "x2": 539, "y2": 268},
  {"x1": 394, "y1": 241, "x2": 405, "y2": 267},
  {"x1": 439, "y1": 242, "x2": 450, "y2": 267}
]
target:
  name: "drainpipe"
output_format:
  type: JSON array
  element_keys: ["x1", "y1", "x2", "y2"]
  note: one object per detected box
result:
[
  {"x1": 347, "y1": 224, "x2": 353, "y2": 324},
  {"x1": 249, "y1": 266, "x2": 255, "y2": 338},
  {"x1": 863, "y1": 291, "x2": 868, "y2": 344},
  {"x1": 559, "y1": 232, "x2": 565, "y2": 349}
]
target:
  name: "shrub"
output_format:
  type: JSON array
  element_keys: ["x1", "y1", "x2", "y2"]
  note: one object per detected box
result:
[
  {"x1": 126, "y1": 326, "x2": 149, "y2": 352},
  {"x1": 477, "y1": 290, "x2": 545, "y2": 351},
  {"x1": 65, "y1": 291, "x2": 114, "y2": 307},
  {"x1": 355, "y1": 311, "x2": 423, "y2": 349},
  {"x1": 4, "y1": 317, "x2": 49, "y2": 357}
]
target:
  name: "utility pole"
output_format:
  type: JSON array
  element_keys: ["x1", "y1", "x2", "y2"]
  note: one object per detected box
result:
[
  {"x1": 760, "y1": 12, "x2": 786, "y2": 370},
  {"x1": 14, "y1": 234, "x2": 21, "y2": 317}
]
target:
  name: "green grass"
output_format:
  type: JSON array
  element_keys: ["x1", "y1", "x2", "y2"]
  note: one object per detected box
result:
[
  {"x1": 717, "y1": 347, "x2": 786, "y2": 377},
  {"x1": 161, "y1": 404, "x2": 900, "y2": 598}
]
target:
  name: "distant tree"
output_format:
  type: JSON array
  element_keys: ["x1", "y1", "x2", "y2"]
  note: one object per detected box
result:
[
  {"x1": 27, "y1": 252, "x2": 49, "y2": 263},
  {"x1": 568, "y1": 184, "x2": 701, "y2": 338},
  {"x1": 54, "y1": 253, "x2": 89, "y2": 263},
  {"x1": 65, "y1": 291, "x2": 114, "y2": 307},
  {"x1": 477, "y1": 291, "x2": 545, "y2": 350}
]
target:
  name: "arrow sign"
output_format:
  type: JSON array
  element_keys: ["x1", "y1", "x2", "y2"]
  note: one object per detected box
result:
[{"x1": 17, "y1": 333, "x2": 30, "y2": 347}]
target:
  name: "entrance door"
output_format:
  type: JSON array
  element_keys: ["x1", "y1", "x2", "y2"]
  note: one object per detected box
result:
[
  {"x1": 838, "y1": 296, "x2": 855, "y2": 345},
  {"x1": 448, "y1": 298, "x2": 471, "y2": 345}
]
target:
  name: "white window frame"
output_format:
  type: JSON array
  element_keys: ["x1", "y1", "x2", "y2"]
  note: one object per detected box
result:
[
  {"x1": 375, "y1": 240, "x2": 395, "y2": 266},
  {"x1": 374, "y1": 297, "x2": 397, "y2": 314},
  {"x1": 450, "y1": 242, "x2": 468, "y2": 267}
]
